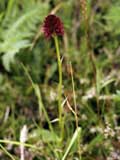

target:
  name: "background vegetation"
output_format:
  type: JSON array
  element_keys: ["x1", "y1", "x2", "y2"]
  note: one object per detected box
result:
[{"x1": 0, "y1": 0, "x2": 120, "y2": 159}]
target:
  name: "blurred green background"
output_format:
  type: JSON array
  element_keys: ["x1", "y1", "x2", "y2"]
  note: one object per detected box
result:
[{"x1": 0, "y1": 0, "x2": 120, "y2": 159}]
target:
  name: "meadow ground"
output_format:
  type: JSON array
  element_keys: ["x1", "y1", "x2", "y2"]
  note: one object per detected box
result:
[{"x1": 0, "y1": 0, "x2": 120, "y2": 159}]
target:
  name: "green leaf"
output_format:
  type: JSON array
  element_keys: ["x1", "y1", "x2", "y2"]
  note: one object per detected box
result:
[
  {"x1": 104, "y1": 6, "x2": 120, "y2": 34},
  {"x1": 29, "y1": 129, "x2": 59, "y2": 143},
  {"x1": 0, "y1": 2, "x2": 49, "y2": 71},
  {"x1": 62, "y1": 127, "x2": 81, "y2": 160}
]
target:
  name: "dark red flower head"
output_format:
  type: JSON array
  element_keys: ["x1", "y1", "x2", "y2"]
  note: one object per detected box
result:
[{"x1": 43, "y1": 14, "x2": 64, "y2": 39}]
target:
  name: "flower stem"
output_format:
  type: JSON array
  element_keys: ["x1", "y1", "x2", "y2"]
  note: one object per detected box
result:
[{"x1": 53, "y1": 35, "x2": 63, "y2": 140}]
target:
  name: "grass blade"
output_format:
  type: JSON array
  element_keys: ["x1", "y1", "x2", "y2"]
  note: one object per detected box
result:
[{"x1": 62, "y1": 127, "x2": 81, "y2": 160}]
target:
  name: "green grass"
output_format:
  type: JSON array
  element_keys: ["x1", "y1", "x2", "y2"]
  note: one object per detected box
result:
[{"x1": 0, "y1": 0, "x2": 120, "y2": 159}]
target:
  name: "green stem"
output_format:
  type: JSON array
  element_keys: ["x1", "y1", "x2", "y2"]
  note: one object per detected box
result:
[
  {"x1": 53, "y1": 35, "x2": 63, "y2": 140},
  {"x1": 0, "y1": 140, "x2": 39, "y2": 150},
  {"x1": 21, "y1": 63, "x2": 53, "y2": 132},
  {"x1": 0, "y1": 144, "x2": 15, "y2": 160}
]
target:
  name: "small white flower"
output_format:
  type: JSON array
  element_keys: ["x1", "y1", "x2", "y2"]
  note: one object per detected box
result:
[
  {"x1": 90, "y1": 127, "x2": 97, "y2": 133},
  {"x1": 104, "y1": 125, "x2": 115, "y2": 138},
  {"x1": 96, "y1": 126, "x2": 103, "y2": 133},
  {"x1": 81, "y1": 114, "x2": 87, "y2": 120}
]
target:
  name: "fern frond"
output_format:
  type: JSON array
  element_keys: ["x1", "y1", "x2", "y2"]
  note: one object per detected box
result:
[{"x1": 0, "y1": 1, "x2": 49, "y2": 71}]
